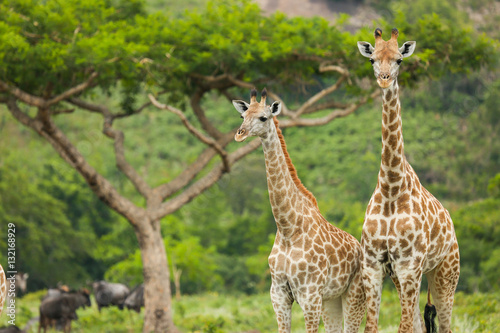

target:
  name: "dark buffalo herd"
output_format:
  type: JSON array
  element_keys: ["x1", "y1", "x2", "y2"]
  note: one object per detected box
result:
[
  {"x1": 39, "y1": 289, "x2": 91, "y2": 333},
  {"x1": 30, "y1": 281, "x2": 144, "y2": 332}
]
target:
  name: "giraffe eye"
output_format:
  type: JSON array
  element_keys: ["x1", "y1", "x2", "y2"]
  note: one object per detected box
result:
[
  {"x1": 369, "y1": 58, "x2": 375, "y2": 65},
  {"x1": 259, "y1": 116, "x2": 268, "y2": 122},
  {"x1": 396, "y1": 59, "x2": 402, "y2": 65}
]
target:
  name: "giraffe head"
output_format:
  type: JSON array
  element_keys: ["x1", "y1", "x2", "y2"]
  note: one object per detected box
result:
[
  {"x1": 357, "y1": 28, "x2": 416, "y2": 89},
  {"x1": 233, "y1": 88, "x2": 282, "y2": 142}
]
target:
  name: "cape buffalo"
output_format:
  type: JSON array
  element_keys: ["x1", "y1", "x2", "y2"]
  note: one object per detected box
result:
[
  {"x1": 38, "y1": 289, "x2": 90, "y2": 333},
  {"x1": 92, "y1": 281, "x2": 129, "y2": 312},
  {"x1": 123, "y1": 284, "x2": 144, "y2": 313}
]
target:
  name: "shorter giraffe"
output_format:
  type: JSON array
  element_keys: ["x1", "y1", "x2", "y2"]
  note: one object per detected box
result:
[
  {"x1": 0, "y1": 264, "x2": 7, "y2": 316},
  {"x1": 233, "y1": 89, "x2": 365, "y2": 332}
]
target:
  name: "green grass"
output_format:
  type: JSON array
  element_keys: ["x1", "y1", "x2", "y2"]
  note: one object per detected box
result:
[{"x1": 4, "y1": 290, "x2": 499, "y2": 332}]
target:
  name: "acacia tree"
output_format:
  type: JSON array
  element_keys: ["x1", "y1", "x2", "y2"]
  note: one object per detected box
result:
[{"x1": 0, "y1": 0, "x2": 495, "y2": 331}]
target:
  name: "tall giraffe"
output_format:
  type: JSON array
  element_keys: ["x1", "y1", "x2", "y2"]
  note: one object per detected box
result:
[
  {"x1": 0, "y1": 264, "x2": 7, "y2": 316},
  {"x1": 233, "y1": 89, "x2": 365, "y2": 333},
  {"x1": 357, "y1": 28, "x2": 460, "y2": 332}
]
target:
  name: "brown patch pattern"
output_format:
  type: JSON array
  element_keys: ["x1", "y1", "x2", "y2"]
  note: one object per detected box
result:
[
  {"x1": 273, "y1": 117, "x2": 318, "y2": 207},
  {"x1": 359, "y1": 31, "x2": 460, "y2": 333}
]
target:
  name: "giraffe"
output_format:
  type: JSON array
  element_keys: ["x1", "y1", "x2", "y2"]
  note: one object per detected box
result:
[
  {"x1": 357, "y1": 28, "x2": 460, "y2": 333},
  {"x1": 0, "y1": 264, "x2": 7, "y2": 316},
  {"x1": 232, "y1": 89, "x2": 365, "y2": 332}
]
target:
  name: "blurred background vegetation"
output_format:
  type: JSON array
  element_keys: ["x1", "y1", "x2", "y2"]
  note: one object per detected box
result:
[{"x1": 0, "y1": 0, "x2": 498, "y2": 331}]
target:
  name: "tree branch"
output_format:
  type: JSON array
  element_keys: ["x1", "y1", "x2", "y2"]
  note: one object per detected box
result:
[
  {"x1": 280, "y1": 90, "x2": 379, "y2": 127},
  {"x1": 319, "y1": 64, "x2": 349, "y2": 76},
  {"x1": 103, "y1": 121, "x2": 154, "y2": 199},
  {"x1": 50, "y1": 108, "x2": 75, "y2": 116},
  {"x1": 153, "y1": 131, "x2": 235, "y2": 200},
  {"x1": 293, "y1": 72, "x2": 349, "y2": 118},
  {"x1": 70, "y1": 96, "x2": 238, "y2": 201},
  {"x1": 224, "y1": 75, "x2": 293, "y2": 117},
  {"x1": 67, "y1": 97, "x2": 109, "y2": 114},
  {"x1": 113, "y1": 101, "x2": 152, "y2": 119},
  {"x1": 45, "y1": 72, "x2": 99, "y2": 106},
  {"x1": 301, "y1": 100, "x2": 349, "y2": 114},
  {"x1": 148, "y1": 94, "x2": 231, "y2": 172},
  {"x1": 5, "y1": 98, "x2": 144, "y2": 224},
  {"x1": 150, "y1": 138, "x2": 261, "y2": 219},
  {"x1": 190, "y1": 88, "x2": 223, "y2": 139},
  {"x1": 0, "y1": 80, "x2": 46, "y2": 107},
  {"x1": 0, "y1": 73, "x2": 98, "y2": 108},
  {"x1": 68, "y1": 97, "x2": 153, "y2": 199}
]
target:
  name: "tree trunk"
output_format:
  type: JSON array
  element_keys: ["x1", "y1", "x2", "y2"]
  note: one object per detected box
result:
[
  {"x1": 136, "y1": 218, "x2": 175, "y2": 333},
  {"x1": 173, "y1": 264, "x2": 182, "y2": 301}
]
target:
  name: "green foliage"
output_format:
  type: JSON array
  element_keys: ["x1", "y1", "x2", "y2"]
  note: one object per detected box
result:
[
  {"x1": 9, "y1": 291, "x2": 500, "y2": 332},
  {"x1": 166, "y1": 235, "x2": 221, "y2": 294},
  {"x1": 451, "y1": 173, "x2": 500, "y2": 292},
  {"x1": 452, "y1": 194, "x2": 500, "y2": 292},
  {"x1": 488, "y1": 173, "x2": 500, "y2": 198},
  {"x1": 0, "y1": 0, "x2": 499, "y2": 302},
  {"x1": 0, "y1": 154, "x2": 110, "y2": 289},
  {"x1": 105, "y1": 249, "x2": 143, "y2": 286},
  {"x1": 453, "y1": 292, "x2": 500, "y2": 332},
  {"x1": 2, "y1": 0, "x2": 496, "y2": 108},
  {"x1": 104, "y1": 222, "x2": 222, "y2": 293},
  {"x1": 390, "y1": 0, "x2": 469, "y2": 25}
]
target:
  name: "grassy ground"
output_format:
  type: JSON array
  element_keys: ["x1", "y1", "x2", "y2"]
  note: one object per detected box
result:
[{"x1": 3, "y1": 290, "x2": 499, "y2": 332}]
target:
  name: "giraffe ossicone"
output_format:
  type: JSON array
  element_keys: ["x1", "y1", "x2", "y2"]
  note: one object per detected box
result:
[
  {"x1": 233, "y1": 89, "x2": 365, "y2": 332},
  {"x1": 357, "y1": 28, "x2": 460, "y2": 333}
]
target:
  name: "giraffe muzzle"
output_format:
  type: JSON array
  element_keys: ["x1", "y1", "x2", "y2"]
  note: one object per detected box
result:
[
  {"x1": 377, "y1": 73, "x2": 393, "y2": 88},
  {"x1": 234, "y1": 128, "x2": 247, "y2": 142}
]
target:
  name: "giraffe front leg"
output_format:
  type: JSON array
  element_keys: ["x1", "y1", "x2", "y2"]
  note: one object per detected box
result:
[
  {"x1": 270, "y1": 282, "x2": 293, "y2": 333},
  {"x1": 362, "y1": 256, "x2": 385, "y2": 333},
  {"x1": 426, "y1": 242, "x2": 460, "y2": 333}
]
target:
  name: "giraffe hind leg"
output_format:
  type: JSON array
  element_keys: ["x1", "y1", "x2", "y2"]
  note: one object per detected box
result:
[
  {"x1": 321, "y1": 297, "x2": 343, "y2": 333},
  {"x1": 342, "y1": 268, "x2": 366, "y2": 333},
  {"x1": 392, "y1": 263, "x2": 424, "y2": 333},
  {"x1": 362, "y1": 258, "x2": 385, "y2": 333},
  {"x1": 391, "y1": 276, "x2": 426, "y2": 333},
  {"x1": 426, "y1": 242, "x2": 460, "y2": 333}
]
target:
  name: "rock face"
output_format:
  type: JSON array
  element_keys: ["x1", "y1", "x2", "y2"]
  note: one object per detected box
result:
[{"x1": 253, "y1": 0, "x2": 380, "y2": 31}]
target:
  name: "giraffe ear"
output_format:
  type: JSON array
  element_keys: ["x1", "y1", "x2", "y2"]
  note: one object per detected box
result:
[
  {"x1": 232, "y1": 100, "x2": 250, "y2": 114},
  {"x1": 357, "y1": 41, "x2": 374, "y2": 58},
  {"x1": 270, "y1": 101, "x2": 281, "y2": 116},
  {"x1": 399, "y1": 41, "x2": 416, "y2": 58}
]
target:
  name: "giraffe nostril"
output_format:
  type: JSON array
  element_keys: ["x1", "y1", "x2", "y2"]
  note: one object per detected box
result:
[
  {"x1": 380, "y1": 73, "x2": 390, "y2": 80},
  {"x1": 237, "y1": 128, "x2": 246, "y2": 135}
]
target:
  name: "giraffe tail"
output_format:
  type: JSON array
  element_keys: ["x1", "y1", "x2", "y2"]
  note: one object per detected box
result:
[{"x1": 424, "y1": 286, "x2": 437, "y2": 333}]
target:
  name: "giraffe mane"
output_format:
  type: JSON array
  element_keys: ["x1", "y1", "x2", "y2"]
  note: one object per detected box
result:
[{"x1": 273, "y1": 117, "x2": 318, "y2": 207}]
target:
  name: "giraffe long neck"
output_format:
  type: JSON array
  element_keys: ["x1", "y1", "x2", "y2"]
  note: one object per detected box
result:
[
  {"x1": 261, "y1": 119, "x2": 317, "y2": 238},
  {"x1": 379, "y1": 80, "x2": 407, "y2": 198}
]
